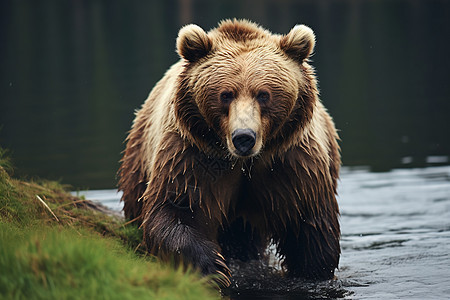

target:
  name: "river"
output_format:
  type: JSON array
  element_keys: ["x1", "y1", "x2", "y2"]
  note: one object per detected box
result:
[{"x1": 76, "y1": 165, "x2": 450, "y2": 299}]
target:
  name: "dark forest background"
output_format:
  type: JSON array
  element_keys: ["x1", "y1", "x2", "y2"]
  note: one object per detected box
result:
[{"x1": 1, "y1": 0, "x2": 449, "y2": 189}]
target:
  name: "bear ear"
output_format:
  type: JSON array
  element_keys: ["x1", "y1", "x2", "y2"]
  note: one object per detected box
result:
[
  {"x1": 177, "y1": 24, "x2": 212, "y2": 63},
  {"x1": 280, "y1": 25, "x2": 315, "y2": 63}
]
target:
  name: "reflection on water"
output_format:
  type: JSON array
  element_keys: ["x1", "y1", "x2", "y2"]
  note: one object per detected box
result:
[{"x1": 78, "y1": 166, "x2": 450, "y2": 299}]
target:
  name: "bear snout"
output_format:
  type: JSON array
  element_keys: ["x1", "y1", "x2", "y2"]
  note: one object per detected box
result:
[{"x1": 231, "y1": 129, "x2": 256, "y2": 156}]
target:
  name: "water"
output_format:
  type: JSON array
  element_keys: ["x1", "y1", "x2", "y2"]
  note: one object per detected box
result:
[
  {"x1": 77, "y1": 165, "x2": 450, "y2": 299},
  {"x1": 73, "y1": 189, "x2": 123, "y2": 212},
  {"x1": 338, "y1": 166, "x2": 450, "y2": 299}
]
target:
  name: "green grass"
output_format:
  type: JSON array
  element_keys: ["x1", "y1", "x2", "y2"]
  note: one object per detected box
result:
[
  {"x1": 0, "y1": 148, "x2": 217, "y2": 300},
  {"x1": 0, "y1": 223, "x2": 214, "y2": 299}
]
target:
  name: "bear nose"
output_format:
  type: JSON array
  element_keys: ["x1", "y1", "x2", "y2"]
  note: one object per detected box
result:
[{"x1": 231, "y1": 129, "x2": 256, "y2": 156}]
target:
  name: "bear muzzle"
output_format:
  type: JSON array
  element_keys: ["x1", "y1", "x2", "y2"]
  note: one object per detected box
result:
[{"x1": 231, "y1": 128, "x2": 256, "y2": 156}]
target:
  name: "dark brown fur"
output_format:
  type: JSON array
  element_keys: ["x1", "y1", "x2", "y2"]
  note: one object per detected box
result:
[{"x1": 118, "y1": 19, "x2": 341, "y2": 287}]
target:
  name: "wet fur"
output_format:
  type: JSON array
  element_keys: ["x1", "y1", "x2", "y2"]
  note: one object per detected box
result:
[{"x1": 118, "y1": 19, "x2": 341, "y2": 286}]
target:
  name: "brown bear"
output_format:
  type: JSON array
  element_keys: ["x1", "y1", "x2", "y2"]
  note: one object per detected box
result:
[{"x1": 118, "y1": 19, "x2": 341, "y2": 287}]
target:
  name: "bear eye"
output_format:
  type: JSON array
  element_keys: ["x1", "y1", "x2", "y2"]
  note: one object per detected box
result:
[
  {"x1": 256, "y1": 90, "x2": 270, "y2": 103},
  {"x1": 220, "y1": 91, "x2": 234, "y2": 104}
]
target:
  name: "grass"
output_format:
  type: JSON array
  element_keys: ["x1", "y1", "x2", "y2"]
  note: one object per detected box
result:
[{"x1": 0, "y1": 148, "x2": 217, "y2": 300}]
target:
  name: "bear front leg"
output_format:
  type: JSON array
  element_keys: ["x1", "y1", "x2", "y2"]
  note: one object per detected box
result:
[
  {"x1": 277, "y1": 219, "x2": 340, "y2": 280},
  {"x1": 142, "y1": 200, "x2": 231, "y2": 287},
  {"x1": 218, "y1": 217, "x2": 265, "y2": 262}
]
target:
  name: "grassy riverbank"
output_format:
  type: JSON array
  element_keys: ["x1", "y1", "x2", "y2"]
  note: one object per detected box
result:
[{"x1": 0, "y1": 148, "x2": 217, "y2": 299}]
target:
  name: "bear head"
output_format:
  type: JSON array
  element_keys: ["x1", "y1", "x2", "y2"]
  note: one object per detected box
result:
[{"x1": 175, "y1": 19, "x2": 317, "y2": 158}]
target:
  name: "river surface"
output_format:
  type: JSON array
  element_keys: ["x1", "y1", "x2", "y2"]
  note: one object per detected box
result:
[{"x1": 75, "y1": 165, "x2": 450, "y2": 299}]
